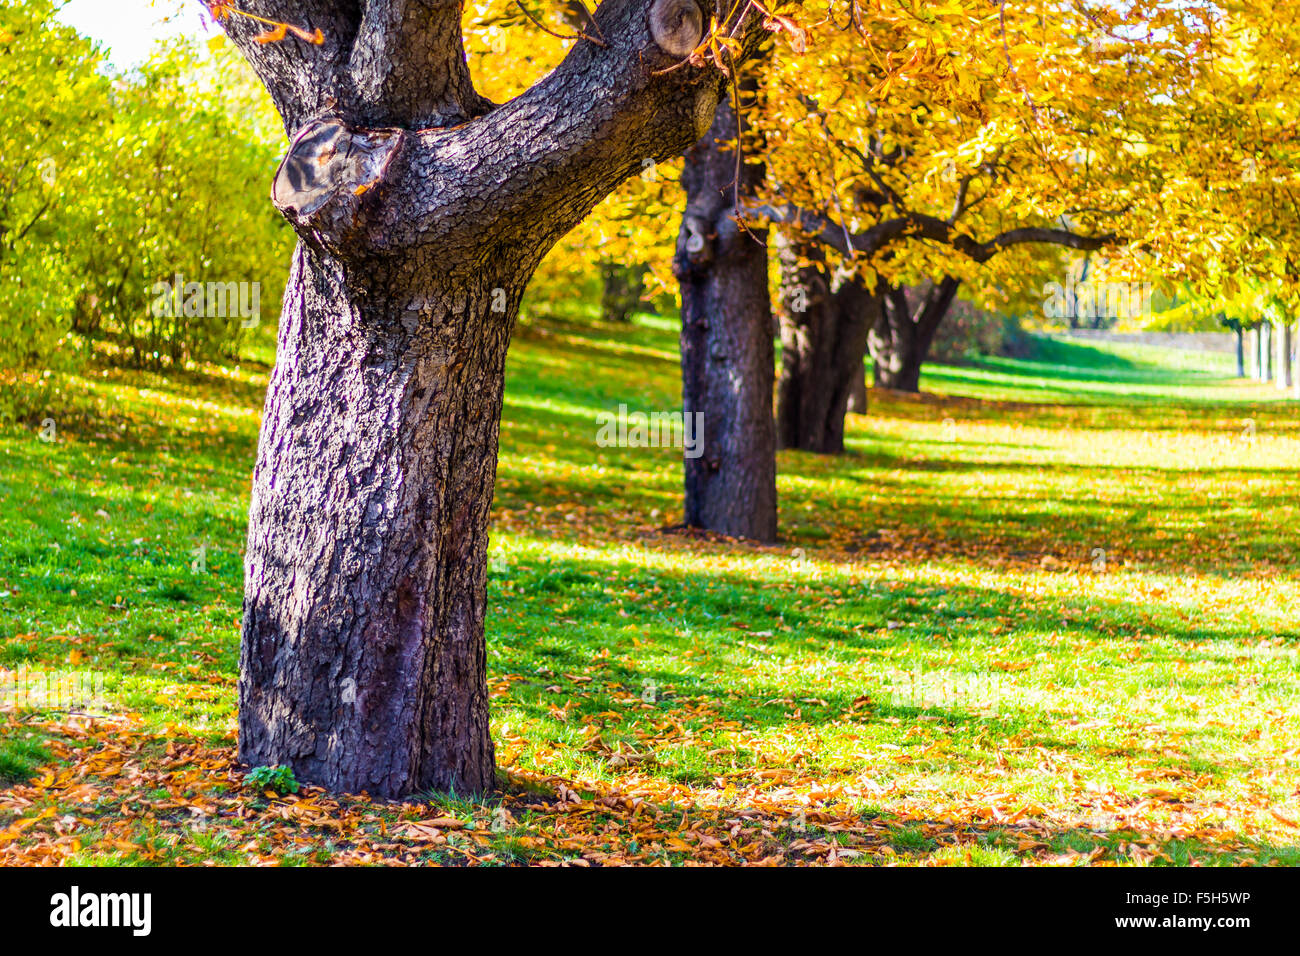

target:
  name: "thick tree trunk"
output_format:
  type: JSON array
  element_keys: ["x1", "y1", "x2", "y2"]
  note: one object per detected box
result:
[
  {"x1": 870, "y1": 295, "x2": 922, "y2": 392},
  {"x1": 869, "y1": 278, "x2": 960, "y2": 392},
  {"x1": 239, "y1": 247, "x2": 513, "y2": 796},
  {"x1": 675, "y1": 100, "x2": 777, "y2": 541},
  {"x1": 216, "y1": 0, "x2": 761, "y2": 797},
  {"x1": 1235, "y1": 325, "x2": 1244, "y2": 377},
  {"x1": 774, "y1": 235, "x2": 875, "y2": 453}
]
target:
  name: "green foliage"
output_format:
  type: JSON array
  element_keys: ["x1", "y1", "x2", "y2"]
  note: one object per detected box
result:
[
  {"x1": 74, "y1": 37, "x2": 291, "y2": 371},
  {"x1": 930, "y1": 298, "x2": 1027, "y2": 362},
  {"x1": 0, "y1": 0, "x2": 107, "y2": 392},
  {"x1": 246, "y1": 765, "x2": 300, "y2": 795},
  {"x1": 0, "y1": 4, "x2": 292, "y2": 418}
]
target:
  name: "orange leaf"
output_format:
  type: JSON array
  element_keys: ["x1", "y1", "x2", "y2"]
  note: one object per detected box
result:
[{"x1": 253, "y1": 24, "x2": 288, "y2": 44}]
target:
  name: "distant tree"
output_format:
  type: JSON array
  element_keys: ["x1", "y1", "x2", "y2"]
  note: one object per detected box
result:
[
  {"x1": 0, "y1": 3, "x2": 292, "y2": 400},
  {"x1": 0, "y1": 0, "x2": 108, "y2": 405}
]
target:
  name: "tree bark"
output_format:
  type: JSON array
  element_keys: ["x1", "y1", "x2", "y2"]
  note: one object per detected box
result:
[
  {"x1": 1293, "y1": 329, "x2": 1300, "y2": 400},
  {"x1": 868, "y1": 277, "x2": 960, "y2": 393},
  {"x1": 1264, "y1": 322, "x2": 1274, "y2": 381},
  {"x1": 239, "y1": 247, "x2": 515, "y2": 797},
  {"x1": 674, "y1": 98, "x2": 777, "y2": 541},
  {"x1": 846, "y1": 362, "x2": 868, "y2": 413},
  {"x1": 217, "y1": 0, "x2": 761, "y2": 797},
  {"x1": 774, "y1": 234, "x2": 875, "y2": 453}
]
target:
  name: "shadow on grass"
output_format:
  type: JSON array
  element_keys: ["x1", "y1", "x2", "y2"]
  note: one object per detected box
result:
[{"x1": 484, "y1": 545, "x2": 1298, "y2": 862}]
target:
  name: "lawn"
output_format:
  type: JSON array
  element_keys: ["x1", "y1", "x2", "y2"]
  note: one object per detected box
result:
[{"x1": 1, "y1": 323, "x2": 1298, "y2": 866}]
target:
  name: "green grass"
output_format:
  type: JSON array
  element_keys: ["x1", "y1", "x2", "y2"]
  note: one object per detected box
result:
[
  {"x1": 0, "y1": 733, "x2": 50, "y2": 785},
  {"x1": 1, "y1": 325, "x2": 1298, "y2": 865}
]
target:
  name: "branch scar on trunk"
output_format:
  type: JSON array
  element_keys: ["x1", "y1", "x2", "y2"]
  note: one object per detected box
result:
[
  {"x1": 683, "y1": 215, "x2": 712, "y2": 260},
  {"x1": 271, "y1": 118, "x2": 404, "y2": 232},
  {"x1": 650, "y1": 0, "x2": 705, "y2": 56}
]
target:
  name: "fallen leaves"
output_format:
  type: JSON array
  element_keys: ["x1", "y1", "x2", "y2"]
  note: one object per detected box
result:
[{"x1": 0, "y1": 704, "x2": 1290, "y2": 868}]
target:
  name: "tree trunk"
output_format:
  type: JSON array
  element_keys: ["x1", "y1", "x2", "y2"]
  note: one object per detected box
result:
[
  {"x1": 1235, "y1": 325, "x2": 1244, "y2": 377},
  {"x1": 219, "y1": 0, "x2": 755, "y2": 797},
  {"x1": 1293, "y1": 330, "x2": 1300, "y2": 400},
  {"x1": 869, "y1": 290, "x2": 922, "y2": 392},
  {"x1": 239, "y1": 247, "x2": 516, "y2": 796},
  {"x1": 600, "y1": 260, "x2": 648, "y2": 323},
  {"x1": 1278, "y1": 320, "x2": 1292, "y2": 390},
  {"x1": 869, "y1": 278, "x2": 960, "y2": 392},
  {"x1": 675, "y1": 99, "x2": 777, "y2": 541},
  {"x1": 846, "y1": 362, "x2": 868, "y2": 413},
  {"x1": 774, "y1": 234, "x2": 875, "y2": 453}
]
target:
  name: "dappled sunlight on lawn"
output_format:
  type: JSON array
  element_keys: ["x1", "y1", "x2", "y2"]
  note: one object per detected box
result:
[{"x1": 1, "y1": 325, "x2": 1298, "y2": 864}]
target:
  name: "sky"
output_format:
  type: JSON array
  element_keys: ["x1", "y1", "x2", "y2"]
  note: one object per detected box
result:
[{"x1": 55, "y1": 0, "x2": 213, "y2": 68}]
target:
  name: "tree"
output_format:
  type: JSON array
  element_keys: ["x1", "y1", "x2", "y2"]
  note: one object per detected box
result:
[
  {"x1": 0, "y1": 0, "x2": 108, "y2": 400},
  {"x1": 599, "y1": 260, "x2": 650, "y2": 322},
  {"x1": 774, "y1": 233, "x2": 874, "y2": 452},
  {"x1": 0, "y1": 4, "x2": 291, "y2": 418},
  {"x1": 675, "y1": 95, "x2": 778, "y2": 540},
  {"x1": 212, "y1": 0, "x2": 769, "y2": 797},
  {"x1": 78, "y1": 37, "x2": 292, "y2": 369},
  {"x1": 745, "y1": 1, "x2": 1227, "y2": 447}
]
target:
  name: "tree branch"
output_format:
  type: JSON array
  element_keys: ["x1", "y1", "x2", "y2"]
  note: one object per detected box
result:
[
  {"x1": 748, "y1": 201, "x2": 1118, "y2": 264},
  {"x1": 205, "y1": 1, "x2": 363, "y2": 132},
  {"x1": 271, "y1": 0, "x2": 769, "y2": 273},
  {"x1": 348, "y1": 0, "x2": 495, "y2": 127},
  {"x1": 916, "y1": 275, "x2": 959, "y2": 339}
]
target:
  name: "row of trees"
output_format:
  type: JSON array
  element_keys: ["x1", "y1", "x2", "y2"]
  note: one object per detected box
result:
[
  {"x1": 176, "y1": 0, "x2": 1300, "y2": 798},
  {"x1": 488, "y1": 0, "x2": 1300, "y2": 547},
  {"x1": 0, "y1": 0, "x2": 292, "y2": 414},
  {"x1": 663, "y1": 0, "x2": 1300, "y2": 540}
]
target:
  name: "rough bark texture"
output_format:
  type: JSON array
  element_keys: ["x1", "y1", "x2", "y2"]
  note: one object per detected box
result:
[
  {"x1": 775, "y1": 235, "x2": 875, "y2": 454},
  {"x1": 216, "y1": 0, "x2": 769, "y2": 797},
  {"x1": 239, "y1": 247, "x2": 515, "y2": 797},
  {"x1": 868, "y1": 278, "x2": 960, "y2": 393},
  {"x1": 674, "y1": 99, "x2": 777, "y2": 542}
]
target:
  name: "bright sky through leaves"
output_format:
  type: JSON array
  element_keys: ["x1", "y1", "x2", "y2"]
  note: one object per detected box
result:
[{"x1": 55, "y1": 0, "x2": 209, "y2": 67}]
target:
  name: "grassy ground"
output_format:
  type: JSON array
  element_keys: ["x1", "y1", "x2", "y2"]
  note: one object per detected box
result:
[{"x1": 1, "y1": 323, "x2": 1298, "y2": 866}]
